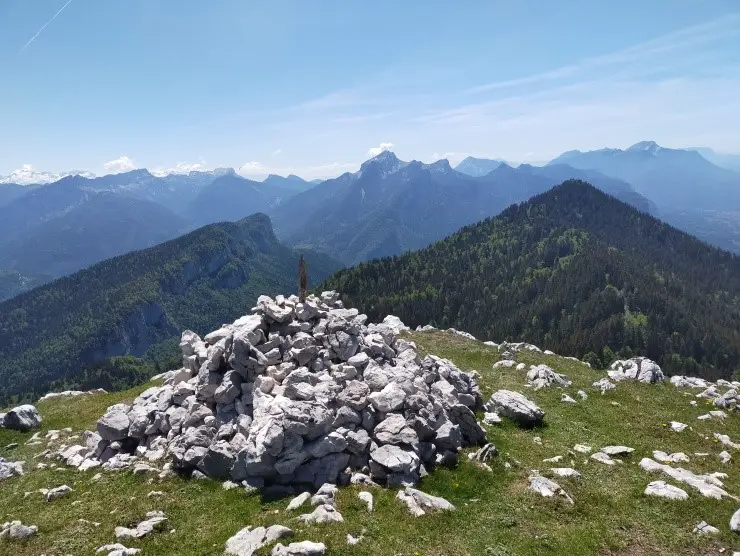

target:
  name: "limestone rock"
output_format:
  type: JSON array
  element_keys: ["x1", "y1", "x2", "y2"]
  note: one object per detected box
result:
[
  {"x1": 484, "y1": 390, "x2": 544, "y2": 427},
  {"x1": 224, "y1": 525, "x2": 293, "y2": 556},
  {"x1": 693, "y1": 521, "x2": 720, "y2": 535},
  {"x1": 592, "y1": 378, "x2": 616, "y2": 394},
  {"x1": 639, "y1": 457, "x2": 732, "y2": 499},
  {"x1": 358, "y1": 491, "x2": 374, "y2": 512},
  {"x1": 528, "y1": 474, "x2": 573, "y2": 505},
  {"x1": 526, "y1": 365, "x2": 571, "y2": 389},
  {"x1": 600, "y1": 446, "x2": 634, "y2": 457},
  {"x1": 608, "y1": 357, "x2": 664, "y2": 383},
  {"x1": 396, "y1": 487, "x2": 455, "y2": 516},
  {"x1": 45, "y1": 484, "x2": 73, "y2": 502},
  {"x1": 115, "y1": 511, "x2": 167, "y2": 540},
  {"x1": 271, "y1": 541, "x2": 326, "y2": 556},
  {"x1": 298, "y1": 504, "x2": 343, "y2": 524},
  {"x1": 731, "y1": 508, "x2": 740, "y2": 532},
  {"x1": 1, "y1": 404, "x2": 42, "y2": 431},
  {"x1": 644, "y1": 481, "x2": 688, "y2": 500},
  {"x1": 0, "y1": 520, "x2": 38, "y2": 540},
  {"x1": 96, "y1": 544, "x2": 142, "y2": 556}
]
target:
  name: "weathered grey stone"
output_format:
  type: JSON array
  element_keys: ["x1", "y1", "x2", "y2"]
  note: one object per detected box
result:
[
  {"x1": 368, "y1": 382, "x2": 406, "y2": 413},
  {"x1": 693, "y1": 521, "x2": 720, "y2": 535},
  {"x1": 224, "y1": 525, "x2": 293, "y2": 556},
  {"x1": 485, "y1": 390, "x2": 544, "y2": 427},
  {"x1": 0, "y1": 521, "x2": 38, "y2": 540},
  {"x1": 528, "y1": 474, "x2": 573, "y2": 504},
  {"x1": 271, "y1": 541, "x2": 327, "y2": 556},
  {"x1": 298, "y1": 504, "x2": 344, "y2": 524},
  {"x1": 644, "y1": 481, "x2": 688, "y2": 500},
  {"x1": 97, "y1": 406, "x2": 131, "y2": 441},
  {"x1": 46, "y1": 484, "x2": 73, "y2": 502},
  {"x1": 608, "y1": 357, "x2": 664, "y2": 383},
  {"x1": 115, "y1": 511, "x2": 167, "y2": 540},
  {"x1": 2, "y1": 404, "x2": 42, "y2": 431},
  {"x1": 396, "y1": 487, "x2": 455, "y2": 517},
  {"x1": 526, "y1": 365, "x2": 571, "y2": 389}
]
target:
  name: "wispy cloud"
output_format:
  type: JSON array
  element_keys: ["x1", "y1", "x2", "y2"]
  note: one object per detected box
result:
[
  {"x1": 367, "y1": 142, "x2": 394, "y2": 156},
  {"x1": 467, "y1": 12, "x2": 740, "y2": 94},
  {"x1": 271, "y1": 149, "x2": 282, "y2": 157},
  {"x1": 103, "y1": 155, "x2": 137, "y2": 174},
  {"x1": 18, "y1": 0, "x2": 73, "y2": 55},
  {"x1": 237, "y1": 161, "x2": 358, "y2": 180}
]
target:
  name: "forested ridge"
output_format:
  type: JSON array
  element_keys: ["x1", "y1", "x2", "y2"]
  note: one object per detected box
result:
[
  {"x1": 322, "y1": 180, "x2": 740, "y2": 380},
  {"x1": 0, "y1": 213, "x2": 341, "y2": 405}
]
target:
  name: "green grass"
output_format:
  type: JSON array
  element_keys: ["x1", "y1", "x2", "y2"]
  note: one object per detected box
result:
[{"x1": 1, "y1": 332, "x2": 738, "y2": 555}]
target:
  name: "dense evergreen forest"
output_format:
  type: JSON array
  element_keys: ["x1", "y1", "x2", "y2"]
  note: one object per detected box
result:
[
  {"x1": 323, "y1": 181, "x2": 740, "y2": 380},
  {"x1": 0, "y1": 213, "x2": 341, "y2": 405}
]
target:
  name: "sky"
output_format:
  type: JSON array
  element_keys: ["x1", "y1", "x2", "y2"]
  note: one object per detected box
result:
[{"x1": 1, "y1": 0, "x2": 740, "y2": 181}]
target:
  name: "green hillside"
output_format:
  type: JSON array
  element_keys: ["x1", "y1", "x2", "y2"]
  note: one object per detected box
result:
[
  {"x1": 0, "y1": 331, "x2": 737, "y2": 555},
  {"x1": 0, "y1": 213, "x2": 341, "y2": 405},
  {"x1": 322, "y1": 180, "x2": 740, "y2": 380}
]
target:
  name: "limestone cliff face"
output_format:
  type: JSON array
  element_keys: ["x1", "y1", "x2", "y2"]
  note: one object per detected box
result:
[{"x1": 81, "y1": 302, "x2": 178, "y2": 365}]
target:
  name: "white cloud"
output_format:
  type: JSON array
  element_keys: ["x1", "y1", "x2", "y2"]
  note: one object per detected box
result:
[
  {"x1": 272, "y1": 149, "x2": 282, "y2": 157},
  {"x1": 150, "y1": 162, "x2": 209, "y2": 177},
  {"x1": 103, "y1": 155, "x2": 137, "y2": 174},
  {"x1": 367, "y1": 142, "x2": 394, "y2": 157}
]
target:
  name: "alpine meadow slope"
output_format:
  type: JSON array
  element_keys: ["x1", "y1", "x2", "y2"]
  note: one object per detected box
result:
[
  {"x1": 322, "y1": 180, "x2": 740, "y2": 381},
  {"x1": 0, "y1": 213, "x2": 342, "y2": 406}
]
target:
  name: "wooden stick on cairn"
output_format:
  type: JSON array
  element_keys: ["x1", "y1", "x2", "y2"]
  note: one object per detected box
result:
[{"x1": 299, "y1": 254, "x2": 307, "y2": 303}]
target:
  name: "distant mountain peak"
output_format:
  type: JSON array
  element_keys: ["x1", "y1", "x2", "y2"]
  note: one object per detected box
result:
[
  {"x1": 454, "y1": 156, "x2": 503, "y2": 177},
  {"x1": 359, "y1": 150, "x2": 407, "y2": 177},
  {"x1": 627, "y1": 141, "x2": 662, "y2": 154}
]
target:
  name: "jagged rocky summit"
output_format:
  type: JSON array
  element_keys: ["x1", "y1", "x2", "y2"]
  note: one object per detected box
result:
[{"x1": 91, "y1": 292, "x2": 486, "y2": 488}]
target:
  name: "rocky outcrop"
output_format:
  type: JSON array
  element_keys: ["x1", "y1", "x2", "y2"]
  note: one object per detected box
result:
[
  {"x1": 38, "y1": 389, "x2": 107, "y2": 402},
  {"x1": 85, "y1": 292, "x2": 484, "y2": 489},
  {"x1": 0, "y1": 521, "x2": 38, "y2": 540},
  {"x1": 608, "y1": 357, "x2": 664, "y2": 384},
  {"x1": 526, "y1": 365, "x2": 571, "y2": 389},
  {"x1": 1, "y1": 404, "x2": 42, "y2": 431}
]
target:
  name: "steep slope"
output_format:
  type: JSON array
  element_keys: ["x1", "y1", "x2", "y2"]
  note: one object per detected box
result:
[
  {"x1": 187, "y1": 173, "x2": 291, "y2": 227},
  {"x1": 0, "y1": 194, "x2": 187, "y2": 279},
  {"x1": 0, "y1": 270, "x2": 49, "y2": 302},
  {"x1": 549, "y1": 141, "x2": 740, "y2": 251},
  {"x1": 0, "y1": 183, "x2": 40, "y2": 207},
  {"x1": 454, "y1": 156, "x2": 504, "y2": 176},
  {"x1": 271, "y1": 152, "x2": 654, "y2": 265},
  {"x1": 323, "y1": 180, "x2": 740, "y2": 380},
  {"x1": 0, "y1": 214, "x2": 341, "y2": 404},
  {"x1": 689, "y1": 147, "x2": 740, "y2": 172}
]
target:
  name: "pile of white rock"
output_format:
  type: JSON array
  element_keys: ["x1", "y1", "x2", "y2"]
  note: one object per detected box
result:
[{"x1": 85, "y1": 292, "x2": 485, "y2": 489}]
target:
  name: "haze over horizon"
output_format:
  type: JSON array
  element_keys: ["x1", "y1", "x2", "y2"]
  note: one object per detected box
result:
[{"x1": 2, "y1": 0, "x2": 740, "y2": 180}]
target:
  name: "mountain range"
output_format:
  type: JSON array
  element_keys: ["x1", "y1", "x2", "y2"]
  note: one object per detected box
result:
[
  {"x1": 323, "y1": 180, "x2": 740, "y2": 381},
  {"x1": 270, "y1": 150, "x2": 654, "y2": 264},
  {"x1": 0, "y1": 141, "x2": 738, "y2": 302},
  {"x1": 0, "y1": 213, "x2": 341, "y2": 405}
]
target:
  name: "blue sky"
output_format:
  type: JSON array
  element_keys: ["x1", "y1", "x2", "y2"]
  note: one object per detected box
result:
[{"x1": 1, "y1": 0, "x2": 740, "y2": 180}]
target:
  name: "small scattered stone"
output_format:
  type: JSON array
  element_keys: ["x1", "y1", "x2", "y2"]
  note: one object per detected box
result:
[{"x1": 693, "y1": 521, "x2": 720, "y2": 535}]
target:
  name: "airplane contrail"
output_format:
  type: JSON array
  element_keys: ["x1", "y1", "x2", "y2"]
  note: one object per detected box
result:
[{"x1": 18, "y1": 0, "x2": 73, "y2": 55}]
